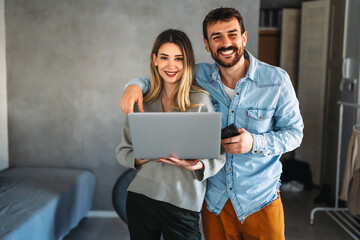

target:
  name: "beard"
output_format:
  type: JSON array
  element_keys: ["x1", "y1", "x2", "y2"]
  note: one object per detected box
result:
[{"x1": 210, "y1": 45, "x2": 244, "y2": 68}]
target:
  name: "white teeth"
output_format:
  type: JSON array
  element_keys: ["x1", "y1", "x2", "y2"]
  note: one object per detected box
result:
[
  {"x1": 220, "y1": 50, "x2": 234, "y2": 55},
  {"x1": 165, "y1": 71, "x2": 176, "y2": 76}
]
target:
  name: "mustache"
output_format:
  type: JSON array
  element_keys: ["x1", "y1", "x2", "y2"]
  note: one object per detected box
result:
[{"x1": 217, "y1": 46, "x2": 238, "y2": 54}]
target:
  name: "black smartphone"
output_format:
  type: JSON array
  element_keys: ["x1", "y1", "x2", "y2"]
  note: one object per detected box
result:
[{"x1": 221, "y1": 123, "x2": 240, "y2": 139}]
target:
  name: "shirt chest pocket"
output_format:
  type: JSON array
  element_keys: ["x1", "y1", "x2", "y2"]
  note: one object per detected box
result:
[{"x1": 246, "y1": 108, "x2": 275, "y2": 133}]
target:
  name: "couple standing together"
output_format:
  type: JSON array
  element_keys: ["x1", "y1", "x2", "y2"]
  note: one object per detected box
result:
[{"x1": 116, "y1": 7, "x2": 304, "y2": 240}]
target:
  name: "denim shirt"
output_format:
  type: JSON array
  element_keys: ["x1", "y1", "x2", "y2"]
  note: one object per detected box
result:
[{"x1": 125, "y1": 50, "x2": 304, "y2": 221}]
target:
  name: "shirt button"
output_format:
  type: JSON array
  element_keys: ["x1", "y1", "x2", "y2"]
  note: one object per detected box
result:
[
  {"x1": 231, "y1": 110, "x2": 234, "y2": 113},
  {"x1": 267, "y1": 153, "x2": 270, "y2": 156},
  {"x1": 228, "y1": 168, "x2": 231, "y2": 171},
  {"x1": 260, "y1": 116, "x2": 263, "y2": 119},
  {"x1": 254, "y1": 150, "x2": 257, "y2": 153},
  {"x1": 230, "y1": 188, "x2": 232, "y2": 190},
  {"x1": 260, "y1": 151, "x2": 263, "y2": 154},
  {"x1": 236, "y1": 92, "x2": 240, "y2": 95}
]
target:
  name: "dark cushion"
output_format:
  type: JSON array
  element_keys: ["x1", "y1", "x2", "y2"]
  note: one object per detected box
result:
[{"x1": 112, "y1": 168, "x2": 137, "y2": 223}]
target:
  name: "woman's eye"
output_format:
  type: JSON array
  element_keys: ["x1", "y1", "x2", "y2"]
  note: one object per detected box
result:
[
  {"x1": 160, "y1": 57, "x2": 167, "y2": 60},
  {"x1": 176, "y1": 58, "x2": 184, "y2": 61}
]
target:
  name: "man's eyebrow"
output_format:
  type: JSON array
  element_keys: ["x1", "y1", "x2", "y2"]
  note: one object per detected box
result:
[
  {"x1": 210, "y1": 29, "x2": 238, "y2": 38},
  {"x1": 227, "y1": 29, "x2": 238, "y2": 33},
  {"x1": 210, "y1": 32, "x2": 221, "y2": 38}
]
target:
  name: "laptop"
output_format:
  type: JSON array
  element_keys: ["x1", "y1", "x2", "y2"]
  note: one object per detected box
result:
[{"x1": 128, "y1": 112, "x2": 222, "y2": 159}]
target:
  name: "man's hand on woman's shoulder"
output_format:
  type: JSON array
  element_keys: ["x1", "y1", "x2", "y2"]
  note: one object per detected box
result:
[{"x1": 120, "y1": 85, "x2": 144, "y2": 114}]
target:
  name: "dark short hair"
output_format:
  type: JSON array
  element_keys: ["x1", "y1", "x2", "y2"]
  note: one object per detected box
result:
[{"x1": 202, "y1": 7, "x2": 246, "y2": 40}]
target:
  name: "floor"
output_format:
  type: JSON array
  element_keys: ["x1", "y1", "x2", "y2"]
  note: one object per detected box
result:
[
  {"x1": 64, "y1": 188, "x2": 358, "y2": 240},
  {"x1": 281, "y1": 189, "x2": 356, "y2": 240}
]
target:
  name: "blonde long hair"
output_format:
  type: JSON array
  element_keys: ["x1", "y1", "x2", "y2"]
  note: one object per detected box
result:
[{"x1": 144, "y1": 29, "x2": 206, "y2": 112}]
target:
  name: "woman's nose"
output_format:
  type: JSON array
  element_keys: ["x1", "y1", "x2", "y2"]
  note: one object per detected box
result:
[{"x1": 167, "y1": 59, "x2": 175, "y2": 68}]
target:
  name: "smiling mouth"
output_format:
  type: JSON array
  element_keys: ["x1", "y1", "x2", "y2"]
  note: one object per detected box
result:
[
  {"x1": 165, "y1": 71, "x2": 177, "y2": 77},
  {"x1": 217, "y1": 47, "x2": 237, "y2": 57},
  {"x1": 219, "y1": 49, "x2": 235, "y2": 56}
]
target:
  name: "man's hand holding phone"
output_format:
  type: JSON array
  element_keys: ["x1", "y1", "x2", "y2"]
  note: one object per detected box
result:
[{"x1": 221, "y1": 124, "x2": 253, "y2": 154}]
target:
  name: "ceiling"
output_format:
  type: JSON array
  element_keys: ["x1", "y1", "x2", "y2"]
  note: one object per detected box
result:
[{"x1": 261, "y1": 0, "x2": 303, "y2": 9}]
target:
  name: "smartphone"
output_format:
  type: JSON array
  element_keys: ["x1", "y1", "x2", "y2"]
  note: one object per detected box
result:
[{"x1": 221, "y1": 123, "x2": 240, "y2": 139}]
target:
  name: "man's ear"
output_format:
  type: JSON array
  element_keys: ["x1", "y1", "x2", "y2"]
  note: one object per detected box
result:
[
  {"x1": 152, "y1": 53, "x2": 158, "y2": 66},
  {"x1": 203, "y1": 38, "x2": 210, "y2": 52},
  {"x1": 242, "y1": 31, "x2": 248, "y2": 47}
]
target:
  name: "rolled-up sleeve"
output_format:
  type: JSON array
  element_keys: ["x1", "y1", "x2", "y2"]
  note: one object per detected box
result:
[{"x1": 124, "y1": 77, "x2": 151, "y2": 94}]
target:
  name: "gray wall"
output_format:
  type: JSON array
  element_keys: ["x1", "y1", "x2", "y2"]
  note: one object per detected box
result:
[
  {"x1": 0, "y1": 0, "x2": 8, "y2": 171},
  {"x1": 5, "y1": 0, "x2": 260, "y2": 209}
]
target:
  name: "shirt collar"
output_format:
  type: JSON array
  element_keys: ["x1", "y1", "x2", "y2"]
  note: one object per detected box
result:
[
  {"x1": 244, "y1": 50, "x2": 259, "y2": 82},
  {"x1": 210, "y1": 49, "x2": 259, "y2": 83}
]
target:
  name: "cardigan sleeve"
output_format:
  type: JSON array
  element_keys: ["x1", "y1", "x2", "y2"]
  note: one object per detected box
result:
[
  {"x1": 115, "y1": 115, "x2": 137, "y2": 170},
  {"x1": 194, "y1": 148, "x2": 226, "y2": 181}
]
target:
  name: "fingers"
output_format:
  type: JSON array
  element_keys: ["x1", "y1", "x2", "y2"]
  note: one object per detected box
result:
[
  {"x1": 157, "y1": 158, "x2": 176, "y2": 165},
  {"x1": 221, "y1": 128, "x2": 248, "y2": 144},
  {"x1": 221, "y1": 135, "x2": 241, "y2": 144},
  {"x1": 120, "y1": 85, "x2": 143, "y2": 115},
  {"x1": 238, "y1": 128, "x2": 246, "y2": 133},
  {"x1": 157, "y1": 158, "x2": 203, "y2": 170},
  {"x1": 137, "y1": 96, "x2": 144, "y2": 113},
  {"x1": 169, "y1": 157, "x2": 182, "y2": 162},
  {"x1": 120, "y1": 97, "x2": 134, "y2": 115},
  {"x1": 221, "y1": 135, "x2": 244, "y2": 153},
  {"x1": 169, "y1": 157, "x2": 200, "y2": 164},
  {"x1": 222, "y1": 143, "x2": 243, "y2": 154},
  {"x1": 221, "y1": 128, "x2": 253, "y2": 154},
  {"x1": 160, "y1": 157, "x2": 184, "y2": 165},
  {"x1": 222, "y1": 142, "x2": 239, "y2": 151},
  {"x1": 158, "y1": 157, "x2": 197, "y2": 165},
  {"x1": 127, "y1": 98, "x2": 136, "y2": 114},
  {"x1": 120, "y1": 101, "x2": 127, "y2": 114}
]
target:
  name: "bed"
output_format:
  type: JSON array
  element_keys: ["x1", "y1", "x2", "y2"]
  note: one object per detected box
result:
[{"x1": 0, "y1": 167, "x2": 96, "y2": 240}]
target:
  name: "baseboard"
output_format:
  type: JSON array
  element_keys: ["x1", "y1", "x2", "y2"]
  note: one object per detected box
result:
[{"x1": 87, "y1": 210, "x2": 118, "y2": 218}]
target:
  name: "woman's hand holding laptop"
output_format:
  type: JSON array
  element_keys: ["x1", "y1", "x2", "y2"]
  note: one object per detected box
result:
[
  {"x1": 157, "y1": 157, "x2": 204, "y2": 171},
  {"x1": 135, "y1": 156, "x2": 204, "y2": 171}
]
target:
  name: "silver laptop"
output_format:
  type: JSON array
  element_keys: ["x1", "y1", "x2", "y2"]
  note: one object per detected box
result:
[{"x1": 128, "y1": 112, "x2": 222, "y2": 159}]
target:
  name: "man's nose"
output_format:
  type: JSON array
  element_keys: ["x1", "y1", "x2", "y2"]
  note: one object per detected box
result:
[{"x1": 221, "y1": 36, "x2": 231, "y2": 47}]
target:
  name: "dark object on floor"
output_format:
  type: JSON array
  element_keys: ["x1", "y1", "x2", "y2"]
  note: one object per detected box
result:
[
  {"x1": 281, "y1": 158, "x2": 313, "y2": 191},
  {"x1": 314, "y1": 183, "x2": 331, "y2": 204},
  {"x1": 312, "y1": 184, "x2": 347, "y2": 206},
  {"x1": 326, "y1": 199, "x2": 347, "y2": 208},
  {"x1": 112, "y1": 168, "x2": 137, "y2": 224}
]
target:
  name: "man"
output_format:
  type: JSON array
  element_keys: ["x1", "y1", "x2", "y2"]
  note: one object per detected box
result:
[{"x1": 120, "y1": 7, "x2": 303, "y2": 240}]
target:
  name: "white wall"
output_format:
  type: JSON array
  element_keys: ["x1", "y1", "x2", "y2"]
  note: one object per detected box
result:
[{"x1": 0, "y1": 0, "x2": 8, "y2": 171}]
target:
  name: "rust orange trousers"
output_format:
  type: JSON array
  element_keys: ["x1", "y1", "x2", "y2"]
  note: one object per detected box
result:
[{"x1": 201, "y1": 196, "x2": 285, "y2": 240}]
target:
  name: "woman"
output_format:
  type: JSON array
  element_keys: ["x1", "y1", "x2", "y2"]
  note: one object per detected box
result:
[{"x1": 115, "y1": 29, "x2": 225, "y2": 240}]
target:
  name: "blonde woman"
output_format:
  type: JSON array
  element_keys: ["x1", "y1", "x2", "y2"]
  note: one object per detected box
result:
[{"x1": 115, "y1": 29, "x2": 225, "y2": 240}]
